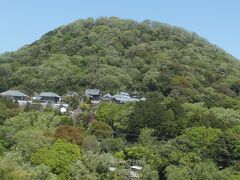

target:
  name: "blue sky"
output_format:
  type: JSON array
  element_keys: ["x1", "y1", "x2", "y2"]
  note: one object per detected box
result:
[{"x1": 0, "y1": 0, "x2": 239, "y2": 59}]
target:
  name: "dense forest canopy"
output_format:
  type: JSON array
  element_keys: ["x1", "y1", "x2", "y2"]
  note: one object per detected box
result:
[
  {"x1": 1, "y1": 17, "x2": 240, "y2": 101},
  {"x1": 1, "y1": 17, "x2": 240, "y2": 179}
]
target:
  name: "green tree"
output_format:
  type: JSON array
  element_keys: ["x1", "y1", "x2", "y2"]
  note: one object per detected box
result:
[
  {"x1": 13, "y1": 129, "x2": 53, "y2": 159},
  {"x1": 175, "y1": 127, "x2": 223, "y2": 157},
  {"x1": 69, "y1": 160, "x2": 97, "y2": 180},
  {"x1": 100, "y1": 138, "x2": 124, "y2": 153},
  {"x1": 4, "y1": 111, "x2": 62, "y2": 131},
  {"x1": 166, "y1": 161, "x2": 229, "y2": 180},
  {"x1": 96, "y1": 102, "x2": 132, "y2": 131},
  {"x1": 140, "y1": 164, "x2": 159, "y2": 180},
  {"x1": 82, "y1": 135, "x2": 99, "y2": 152},
  {"x1": 213, "y1": 125, "x2": 240, "y2": 167},
  {"x1": 128, "y1": 96, "x2": 184, "y2": 138},
  {"x1": 138, "y1": 128, "x2": 156, "y2": 146},
  {"x1": 31, "y1": 139, "x2": 81, "y2": 178},
  {"x1": 89, "y1": 121, "x2": 112, "y2": 139}
]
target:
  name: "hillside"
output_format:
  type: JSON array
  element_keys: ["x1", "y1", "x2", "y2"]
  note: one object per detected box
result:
[
  {"x1": 0, "y1": 17, "x2": 240, "y2": 108},
  {"x1": 1, "y1": 17, "x2": 240, "y2": 179}
]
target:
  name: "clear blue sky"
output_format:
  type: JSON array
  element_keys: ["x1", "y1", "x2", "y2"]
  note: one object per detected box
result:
[{"x1": 1, "y1": 0, "x2": 239, "y2": 59}]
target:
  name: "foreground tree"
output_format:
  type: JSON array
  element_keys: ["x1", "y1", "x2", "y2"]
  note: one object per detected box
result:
[
  {"x1": 128, "y1": 96, "x2": 185, "y2": 138},
  {"x1": 55, "y1": 125, "x2": 84, "y2": 146},
  {"x1": 166, "y1": 161, "x2": 230, "y2": 180},
  {"x1": 31, "y1": 139, "x2": 81, "y2": 178}
]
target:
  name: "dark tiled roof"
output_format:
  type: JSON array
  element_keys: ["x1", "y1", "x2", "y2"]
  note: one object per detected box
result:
[
  {"x1": 39, "y1": 92, "x2": 60, "y2": 98},
  {"x1": 85, "y1": 89, "x2": 100, "y2": 96},
  {"x1": 0, "y1": 90, "x2": 29, "y2": 97}
]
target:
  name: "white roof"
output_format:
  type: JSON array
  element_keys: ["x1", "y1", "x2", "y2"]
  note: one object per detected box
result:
[
  {"x1": 113, "y1": 92, "x2": 131, "y2": 103},
  {"x1": 85, "y1": 89, "x2": 100, "y2": 96},
  {"x1": 131, "y1": 166, "x2": 143, "y2": 170}
]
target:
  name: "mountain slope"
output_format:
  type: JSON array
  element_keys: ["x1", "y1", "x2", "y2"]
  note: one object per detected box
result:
[{"x1": 1, "y1": 17, "x2": 240, "y2": 108}]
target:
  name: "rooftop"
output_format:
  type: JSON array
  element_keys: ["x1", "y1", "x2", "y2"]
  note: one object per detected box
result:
[
  {"x1": 39, "y1": 92, "x2": 60, "y2": 98},
  {"x1": 85, "y1": 89, "x2": 100, "y2": 96},
  {"x1": 0, "y1": 90, "x2": 29, "y2": 97}
]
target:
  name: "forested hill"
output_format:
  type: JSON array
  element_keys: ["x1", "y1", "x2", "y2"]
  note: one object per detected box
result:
[
  {"x1": 1, "y1": 17, "x2": 240, "y2": 108},
  {"x1": 2, "y1": 17, "x2": 240, "y2": 179}
]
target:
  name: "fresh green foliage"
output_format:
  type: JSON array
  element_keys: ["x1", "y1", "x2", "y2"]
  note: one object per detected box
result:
[
  {"x1": 89, "y1": 121, "x2": 113, "y2": 139},
  {"x1": 128, "y1": 95, "x2": 186, "y2": 138},
  {"x1": 1, "y1": 17, "x2": 240, "y2": 107},
  {"x1": 100, "y1": 137, "x2": 124, "y2": 153},
  {"x1": 4, "y1": 111, "x2": 62, "y2": 131},
  {"x1": 166, "y1": 161, "x2": 230, "y2": 180},
  {"x1": 1, "y1": 17, "x2": 240, "y2": 179},
  {"x1": 31, "y1": 139, "x2": 81, "y2": 178}
]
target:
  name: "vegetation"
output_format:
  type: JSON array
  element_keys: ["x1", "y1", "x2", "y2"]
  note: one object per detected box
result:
[{"x1": 1, "y1": 17, "x2": 240, "y2": 179}]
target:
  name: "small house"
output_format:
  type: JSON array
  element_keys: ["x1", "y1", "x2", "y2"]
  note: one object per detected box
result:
[
  {"x1": 0, "y1": 90, "x2": 29, "y2": 101},
  {"x1": 112, "y1": 92, "x2": 139, "y2": 104},
  {"x1": 102, "y1": 93, "x2": 112, "y2": 101},
  {"x1": 39, "y1": 92, "x2": 61, "y2": 103},
  {"x1": 85, "y1": 89, "x2": 100, "y2": 100},
  {"x1": 112, "y1": 92, "x2": 131, "y2": 104}
]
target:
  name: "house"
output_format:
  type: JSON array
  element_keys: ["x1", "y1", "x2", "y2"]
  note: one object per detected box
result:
[
  {"x1": 102, "y1": 93, "x2": 112, "y2": 101},
  {"x1": 85, "y1": 89, "x2": 100, "y2": 100},
  {"x1": 0, "y1": 90, "x2": 29, "y2": 101},
  {"x1": 112, "y1": 92, "x2": 139, "y2": 104},
  {"x1": 113, "y1": 92, "x2": 141, "y2": 104},
  {"x1": 39, "y1": 92, "x2": 61, "y2": 103}
]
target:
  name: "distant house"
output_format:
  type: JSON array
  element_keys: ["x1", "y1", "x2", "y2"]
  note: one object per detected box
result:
[
  {"x1": 39, "y1": 92, "x2": 61, "y2": 103},
  {"x1": 85, "y1": 89, "x2": 100, "y2": 100},
  {"x1": 0, "y1": 90, "x2": 29, "y2": 101},
  {"x1": 112, "y1": 92, "x2": 138, "y2": 104},
  {"x1": 102, "y1": 93, "x2": 112, "y2": 101},
  {"x1": 112, "y1": 92, "x2": 141, "y2": 104}
]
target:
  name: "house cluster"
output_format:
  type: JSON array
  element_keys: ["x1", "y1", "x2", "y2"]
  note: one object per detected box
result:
[
  {"x1": 0, "y1": 90, "x2": 67, "y2": 112},
  {"x1": 86, "y1": 89, "x2": 146, "y2": 104},
  {"x1": 0, "y1": 89, "x2": 146, "y2": 112},
  {"x1": 0, "y1": 90, "x2": 61, "y2": 103}
]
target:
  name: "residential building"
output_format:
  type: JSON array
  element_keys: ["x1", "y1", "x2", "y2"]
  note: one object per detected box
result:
[
  {"x1": 0, "y1": 90, "x2": 29, "y2": 101},
  {"x1": 102, "y1": 93, "x2": 112, "y2": 101},
  {"x1": 85, "y1": 89, "x2": 100, "y2": 100},
  {"x1": 39, "y1": 92, "x2": 61, "y2": 103}
]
